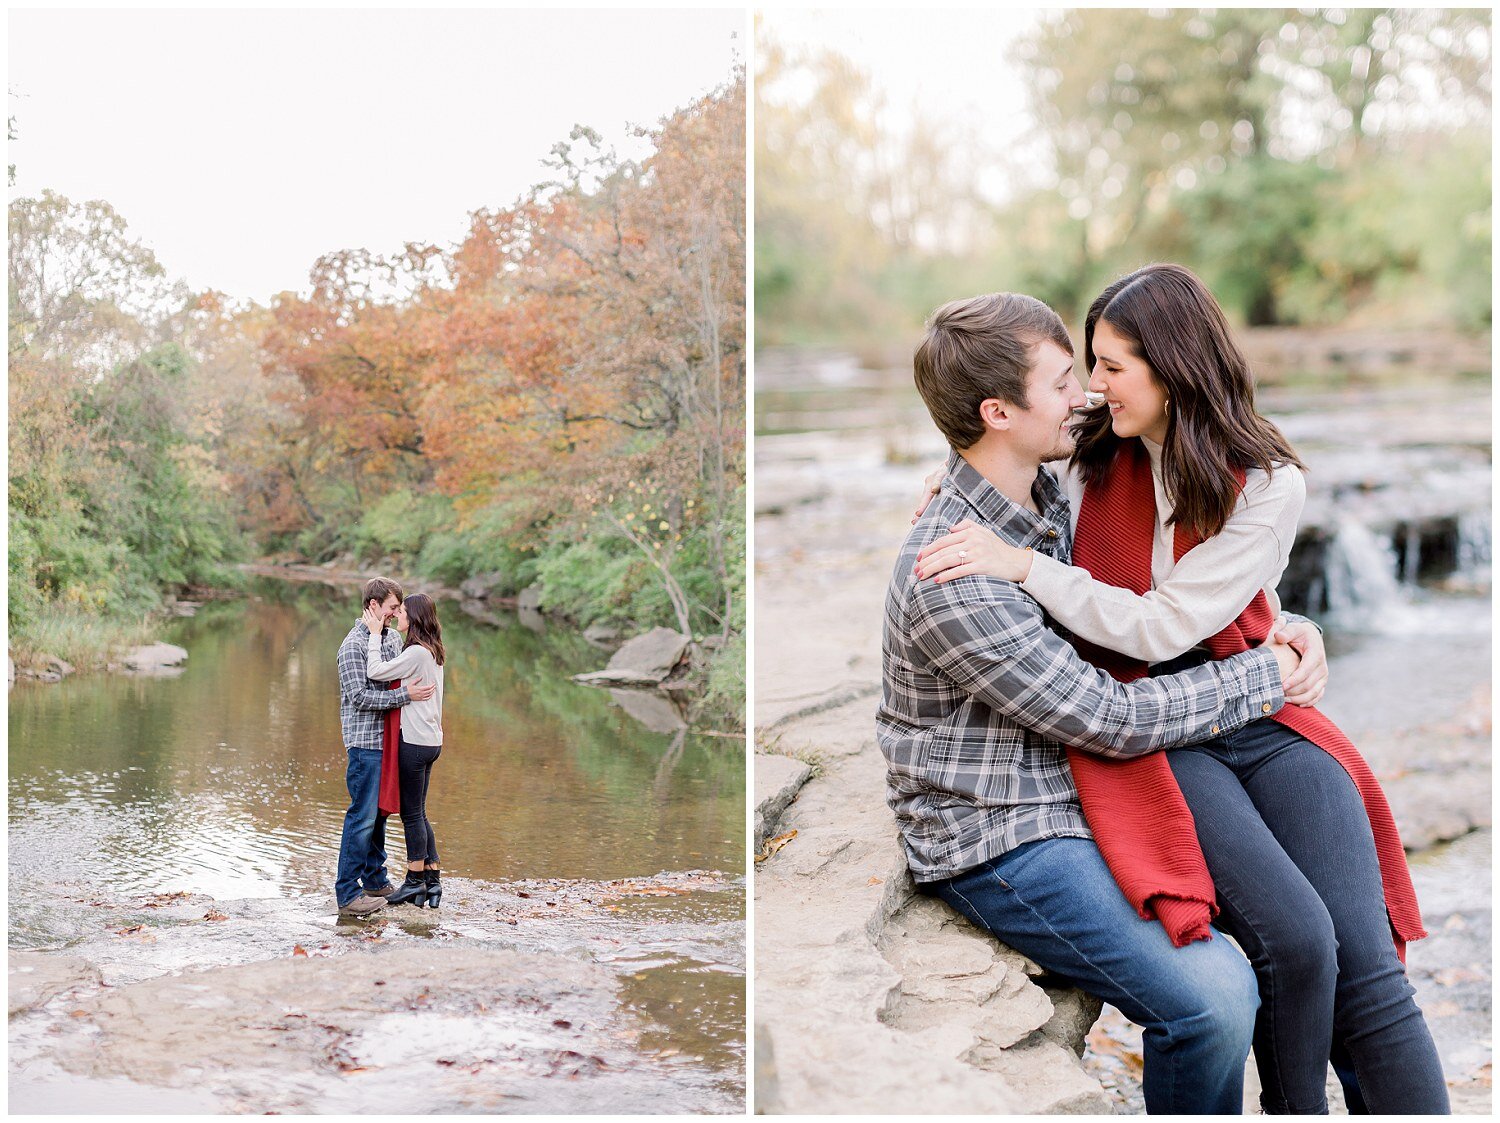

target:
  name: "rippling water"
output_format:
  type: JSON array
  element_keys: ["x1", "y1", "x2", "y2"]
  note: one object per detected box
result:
[{"x1": 8, "y1": 578, "x2": 745, "y2": 1105}]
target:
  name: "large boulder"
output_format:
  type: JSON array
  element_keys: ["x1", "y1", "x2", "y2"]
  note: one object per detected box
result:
[
  {"x1": 517, "y1": 584, "x2": 544, "y2": 612},
  {"x1": 459, "y1": 572, "x2": 504, "y2": 600},
  {"x1": 583, "y1": 623, "x2": 623, "y2": 647},
  {"x1": 572, "y1": 627, "x2": 690, "y2": 688},
  {"x1": 123, "y1": 643, "x2": 188, "y2": 671}
]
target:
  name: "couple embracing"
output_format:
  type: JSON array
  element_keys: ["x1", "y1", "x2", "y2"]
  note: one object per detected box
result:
[
  {"x1": 878, "y1": 264, "x2": 1448, "y2": 1113},
  {"x1": 334, "y1": 577, "x2": 449, "y2": 918}
]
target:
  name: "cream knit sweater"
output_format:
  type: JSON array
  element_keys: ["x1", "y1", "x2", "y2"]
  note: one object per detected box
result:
[{"x1": 1022, "y1": 437, "x2": 1307, "y2": 665}]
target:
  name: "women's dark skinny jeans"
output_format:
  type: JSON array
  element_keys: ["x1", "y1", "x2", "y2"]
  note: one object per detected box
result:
[
  {"x1": 1160, "y1": 706, "x2": 1448, "y2": 1114},
  {"x1": 398, "y1": 737, "x2": 441, "y2": 865}
]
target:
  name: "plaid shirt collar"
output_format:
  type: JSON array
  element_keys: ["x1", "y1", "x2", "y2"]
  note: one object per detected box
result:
[{"x1": 945, "y1": 451, "x2": 1072, "y2": 554}]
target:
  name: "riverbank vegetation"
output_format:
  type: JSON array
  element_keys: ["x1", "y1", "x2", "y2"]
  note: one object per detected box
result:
[
  {"x1": 757, "y1": 9, "x2": 1490, "y2": 345},
  {"x1": 9, "y1": 74, "x2": 746, "y2": 724}
]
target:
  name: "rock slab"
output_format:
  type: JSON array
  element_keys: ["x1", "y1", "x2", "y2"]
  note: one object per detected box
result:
[
  {"x1": 123, "y1": 643, "x2": 188, "y2": 670},
  {"x1": 754, "y1": 753, "x2": 814, "y2": 851},
  {"x1": 573, "y1": 627, "x2": 689, "y2": 687}
]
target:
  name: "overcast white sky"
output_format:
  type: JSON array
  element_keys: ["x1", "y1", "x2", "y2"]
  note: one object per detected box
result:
[
  {"x1": 9, "y1": 8, "x2": 744, "y2": 301},
  {"x1": 758, "y1": 7, "x2": 1047, "y2": 196}
]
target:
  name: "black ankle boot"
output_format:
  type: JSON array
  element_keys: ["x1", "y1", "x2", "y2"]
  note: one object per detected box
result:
[
  {"x1": 423, "y1": 868, "x2": 442, "y2": 909},
  {"x1": 387, "y1": 870, "x2": 427, "y2": 907}
]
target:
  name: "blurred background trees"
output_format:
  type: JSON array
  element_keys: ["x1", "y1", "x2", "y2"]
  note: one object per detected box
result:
[
  {"x1": 756, "y1": 8, "x2": 1490, "y2": 344},
  {"x1": 9, "y1": 74, "x2": 746, "y2": 721}
]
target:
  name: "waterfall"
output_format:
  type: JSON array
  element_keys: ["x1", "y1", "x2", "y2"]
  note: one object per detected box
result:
[
  {"x1": 1317, "y1": 514, "x2": 1491, "y2": 636},
  {"x1": 1454, "y1": 512, "x2": 1493, "y2": 580},
  {"x1": 1323, "y1": 518, "x2": 1403, "y2": 625}
]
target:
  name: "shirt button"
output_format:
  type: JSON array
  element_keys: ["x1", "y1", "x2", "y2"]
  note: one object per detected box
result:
[
  {"x1": 1211, "y1": 725, "x2": 1220, "y2": 735},
  {"x1": 1046, "y1": 529, "x2": 1059, "y2": 538},
  {"x1": 1262, "y1": 703, "x2": 1272, "y2": 713}
]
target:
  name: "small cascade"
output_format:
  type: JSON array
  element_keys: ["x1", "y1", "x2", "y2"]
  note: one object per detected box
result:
[
  {"x1": 1400, "y1": 523, "x2": 1423, "y2": 586},
  {"x1": 1321, "y1": 518, "x2": 1404, "y2": 627},
  {"x1": 1453, "y1": 511, "x2": 1493, "y2": 581}
]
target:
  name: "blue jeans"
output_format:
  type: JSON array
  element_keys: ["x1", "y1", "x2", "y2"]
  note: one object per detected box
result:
[
  {"x1": 1166, "y1": 719, "x2": 1449, "y2": 1114},
  {"x1": 334, "y1": 746, "x2": 392, "y2": 907},
  {"x1": 927, "y1": 836, "x2": 1259, "y2": 1114}
]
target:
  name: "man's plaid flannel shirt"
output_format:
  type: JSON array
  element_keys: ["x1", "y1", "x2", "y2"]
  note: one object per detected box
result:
[
  {"x1": 339, "y1": 621, "x2": 408, "y2": 750},
  {"x1": 876, "y1": 453, "x2": 1284, "y2": 883}
]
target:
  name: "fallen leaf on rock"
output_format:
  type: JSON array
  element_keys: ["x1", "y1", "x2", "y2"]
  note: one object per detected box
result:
[
  {"x1": 69, "y1": 1009, "x2": 89, "y2": 1018},
  {"x1": 866, "y1": 876, "x2": 883, "y2": 886},
  {"x1": 755, "y1": 830, "x2": 797, "y2": 863},
  {"x1": 612, "y1": 886, "x2": 689, "y2": 897},
  {"x1": 142, "y1": 891, "x2": 192, "y2": 909},
  {"x1": 203, "y1": 910, "x2": 228, "y2": 921},
  {"x1": 292, "y1": 946, "x2": 309, "y2": 958}
]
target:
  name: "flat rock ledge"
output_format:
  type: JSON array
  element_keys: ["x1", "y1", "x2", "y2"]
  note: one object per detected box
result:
[
  {"x1": 754, "y1": 752, "x2": 814, "y2": 851},
  {"x1": 13, "y1": 944, "x2": 688, "y2": 1115},
  {"x1": 754, "y1": 700, "x2": 1109, "y2": 1115}
]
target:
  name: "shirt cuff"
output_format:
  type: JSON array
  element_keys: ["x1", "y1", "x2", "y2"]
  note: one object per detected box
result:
[{"x1": 1227, "y1": 646, "x2": 1285, "y2": 726}]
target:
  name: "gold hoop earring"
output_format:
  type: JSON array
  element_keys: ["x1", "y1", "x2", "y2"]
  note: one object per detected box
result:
[{"x1": 1164, "y1": 396, "x2": 1171, "y2": 417}]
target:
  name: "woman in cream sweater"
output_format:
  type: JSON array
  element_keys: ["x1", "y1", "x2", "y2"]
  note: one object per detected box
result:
[
  {"x1": 361, "y1": 593, "x2": 446, "y2": 908},
  {"x1": 912, "y1": 264, "x2": 1445, "y2": 1114}
]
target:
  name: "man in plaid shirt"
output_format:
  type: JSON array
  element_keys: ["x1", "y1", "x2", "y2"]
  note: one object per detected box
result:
[
  {"x1": 878, "y1": 293, "x2": 1303, "y2": 1112},
  {"x1": 335, "y1": 576, "x2": 435, "y2": 916}
]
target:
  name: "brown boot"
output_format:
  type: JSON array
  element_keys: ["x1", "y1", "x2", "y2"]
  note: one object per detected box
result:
[{"x1": 338, "y1": 894, "x2": 388, "y2": 917}]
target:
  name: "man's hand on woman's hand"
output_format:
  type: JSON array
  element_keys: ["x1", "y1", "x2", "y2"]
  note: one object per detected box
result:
[
  {"x1": 1267, "y1": 638, "x2": 1301, "y2": 684},
  {"x1": 915, "y1": 518, "x2": 1034, "y2": 583},
  {"x1": 1269, "y1": 615, "x2": 1328, "y2": 707}
]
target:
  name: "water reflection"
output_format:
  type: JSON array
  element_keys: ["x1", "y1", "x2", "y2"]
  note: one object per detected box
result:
[{"x1": 9, "y1": 578, "x2": 744, "y2": 912}]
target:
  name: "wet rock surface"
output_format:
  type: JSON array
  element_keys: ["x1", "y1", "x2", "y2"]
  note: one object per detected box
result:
[
  {"x1": 755, "y1": 411, "x2": 1490, "y2": 1115},
  {"x1": 9, "y1": 872, "x2": 744, "y2": 1114}
]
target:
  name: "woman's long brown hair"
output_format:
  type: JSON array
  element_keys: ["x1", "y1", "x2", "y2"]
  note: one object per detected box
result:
[
  {"x1": 403, "y1": 593, "x2": 445, "y2": 667},
  {"x1": 1071, "y1": 263, "x2": 1305, "y2": 539}
]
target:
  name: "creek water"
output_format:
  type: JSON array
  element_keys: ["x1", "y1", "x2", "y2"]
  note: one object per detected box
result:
[{"x1": 9, "y1": 577, "x2": 745, "y2": 1111}]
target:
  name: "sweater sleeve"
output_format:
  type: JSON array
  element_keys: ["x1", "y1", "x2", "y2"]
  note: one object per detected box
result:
[
  {"x1": 367, "y1": 631, "x2": 428, "y2": 682},
  {"x1": 1021, "y1": 463, "x2": 1306, "y2": 663}
]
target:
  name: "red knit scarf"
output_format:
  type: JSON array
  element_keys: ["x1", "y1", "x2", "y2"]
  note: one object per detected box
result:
[
  {"x1": 378, "y1": 679, "x2": 402, "y2": 817},
  {"x1": 1067, "y1": 439, "x2": 1424, "y2": 957}
]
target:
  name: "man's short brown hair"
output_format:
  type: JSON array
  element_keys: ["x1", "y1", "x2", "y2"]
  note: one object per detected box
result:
[
  {"x1": 362, "y1": 576, "x2": 404, "y2": 610},
  {"x1": 913, "y1": 293, "x2": 1074, "y2": 449}
]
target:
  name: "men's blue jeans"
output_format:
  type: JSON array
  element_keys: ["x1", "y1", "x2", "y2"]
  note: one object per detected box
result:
[
  {"x1": 334, "y1": 746, "x2": 391, "y2": 907},
  {"x1": 926, "y1": 836, "x2": 1259, "y2": 1114},
  {"x1": 1166, "y1": 718, "x2": 1449, "y2": 1114}
]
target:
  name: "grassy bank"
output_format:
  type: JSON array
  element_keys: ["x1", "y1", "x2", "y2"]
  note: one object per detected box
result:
[{"x1": 10, "y1": 608, "x2": 158, "y2": 671}]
